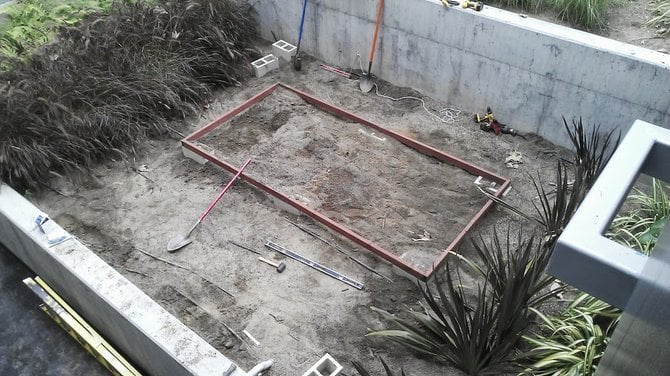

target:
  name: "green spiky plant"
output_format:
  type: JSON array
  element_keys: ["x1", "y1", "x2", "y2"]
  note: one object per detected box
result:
[
  {"x1": 564, "y1": 117, "x2": 620, "y2": 189},
  {"x1": 479, "y1": 118, "x2": 618, "y2": 248},
  {"x1": 646, "y1": 0, "x2": 670, "y2": 34},
  {"x1": 368, "y1": 256, "x2": 542, "y2": 375},
  {"x1": 607, "y1": 178, "x2": 670, "y2": 255},
  {"x1": 465, "y1": 230, "x2": 563, "y2": 309},
  {"x1": 520, "y1": 293, "x2": 621, "y2": 376}
]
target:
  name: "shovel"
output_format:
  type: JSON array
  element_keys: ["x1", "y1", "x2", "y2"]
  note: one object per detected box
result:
[
  {"x1": 167, "y1": 158, "x2": 252, "y2": 252},
  {"x1": 359, "y1": 0, "x2": 385, "y2": 93},
  {"x1": 293, "y1": 0, "x2": 308, "y2": 71}
]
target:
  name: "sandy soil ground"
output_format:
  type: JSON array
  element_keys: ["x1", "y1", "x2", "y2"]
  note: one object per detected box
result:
[{"x1": 32, "y1": 52, "x2": 573, "y2": 375}]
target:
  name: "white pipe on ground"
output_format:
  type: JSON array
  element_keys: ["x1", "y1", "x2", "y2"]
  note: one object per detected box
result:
[{"x1": 247, "y1": 359, "x2": 273, "y2": 376}]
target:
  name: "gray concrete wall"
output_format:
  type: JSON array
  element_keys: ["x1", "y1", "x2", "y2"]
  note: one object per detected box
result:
[
  {"x1": 0, "y1": 184, "x2": 246, "y2": 376},
  {"x1": 251, "y1": 0, "x2": 670, "y2": 148}
]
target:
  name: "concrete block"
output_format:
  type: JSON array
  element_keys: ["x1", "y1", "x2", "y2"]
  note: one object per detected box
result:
[
  {"x1": 302, "y1": 353, "x2": 343, "y2": 376},
  {"x1": 251, "y1": 54, "x2": 280, "y2": 78},
  {"x1": 272, "y1": 40, "x2": 297, "y2": 61},
  {"x1": 182, "y1": 145, "x2": 209, "y2": 165}
]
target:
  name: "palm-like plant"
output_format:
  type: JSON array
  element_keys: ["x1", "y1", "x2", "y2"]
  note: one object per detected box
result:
[
  {"x1": 369, "y1": 261, "x2": 530, "y2": 375},
  {"x1": 563, "y1": 117, "x2": 619, "y2": 189},
  {"x1": 477, "y1": 118, "x2": 618, "y2": 249},
  {"x1": 467, "y1": 230, "x2": 561, "y2": 308}
]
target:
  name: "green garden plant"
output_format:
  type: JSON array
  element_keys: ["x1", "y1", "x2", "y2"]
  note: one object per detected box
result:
[
  {"x1": 647, "y1": 0, "x2": 670, "y2": 34},
  {"x1": 608, "y1": 178, "x2": 670, "y2": 255},
  {"x1": 520, "y1": 293, "x2": 621, "y2": 376},
  {"x1": 550, "y1": 0, "x2": 611, "y2": 29},
  {"x1": 0, "y1": 0, "x2": 110, "y2": 59}
]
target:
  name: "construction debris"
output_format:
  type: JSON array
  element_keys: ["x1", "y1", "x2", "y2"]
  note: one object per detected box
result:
[
  {"x1": 505, "y1": 150, "x2": 524, "y2": 169},
  {"x1": 285, "y1": 219, "x2": 393, "y2": 282}
]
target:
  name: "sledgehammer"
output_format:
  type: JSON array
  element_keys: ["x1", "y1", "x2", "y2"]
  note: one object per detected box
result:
[{"x1": 258, "y1": 257, "x2": 287, "y2": 273}]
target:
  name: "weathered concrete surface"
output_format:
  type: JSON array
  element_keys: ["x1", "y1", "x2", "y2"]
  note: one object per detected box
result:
[
  {"x1": 0, "y1": 184, "x2": 246, "y2": 376},
  {"x1": 251, "y1": 0, "x2": 670, "y2": 148},
  {"x1": 0, "y1": 244, "x2": 107, "y2": 376}
]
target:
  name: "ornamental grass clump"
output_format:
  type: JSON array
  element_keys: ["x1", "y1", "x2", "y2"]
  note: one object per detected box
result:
[
  {"x1": 0, "y1": 0, "x2": 259, "y2": 190},
  {"x1": 550, "y1": 0, "x2": 611, "y2": 29}
]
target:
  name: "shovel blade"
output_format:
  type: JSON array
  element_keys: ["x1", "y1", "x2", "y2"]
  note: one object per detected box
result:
[
  {"x1": 167, "y1": 234, "x2": 192, "y2": 252},
  {"x1": 359, "y1": 76, "x2": 374, "y2": 93}
]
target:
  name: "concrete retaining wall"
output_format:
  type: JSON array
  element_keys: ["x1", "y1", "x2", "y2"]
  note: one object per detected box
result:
[
  {"x1": 0, "y1": 184, "x2": 245, "y2": 376},
  {"x1": 251, "y1": 0, "x2": 670, "y2": 148}
]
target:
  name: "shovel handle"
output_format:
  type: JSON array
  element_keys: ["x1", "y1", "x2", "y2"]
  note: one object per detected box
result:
[
  {"x1": 199, "y1": 158, "x2": 252, "y2": 222},
  {"x1": 368, "y1": 0, "x2": 385, "y2": 64}
]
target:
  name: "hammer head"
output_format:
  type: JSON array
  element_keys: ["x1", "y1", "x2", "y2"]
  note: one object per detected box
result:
[{"x1": 276, "y1": 262, "x2": 286, "y2": 273}]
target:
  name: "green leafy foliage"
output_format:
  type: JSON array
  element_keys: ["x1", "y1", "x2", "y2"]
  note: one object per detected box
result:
[
  {"x1": 647, "y1": 0, "x2": 670, "y2": 34},
  {"x1": 520, "y1": 293, "x2": 621, "y2": 376},
  {"x1": 0, "y1": 0, "x2": 110, "y2": 59},
  {"x1": 608, "y1": 178, "x2": 670, "y2": 255},
  {"x1": 550, "y1": 0, "x2": 611, "y2": 29},
  {"x1": 0, "y1": 0, "x2": 259, "y2": 190}
]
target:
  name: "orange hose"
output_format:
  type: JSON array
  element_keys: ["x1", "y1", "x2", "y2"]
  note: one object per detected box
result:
[{"x1": 368, "y1": 0, "x2": 385, "y2": 64}]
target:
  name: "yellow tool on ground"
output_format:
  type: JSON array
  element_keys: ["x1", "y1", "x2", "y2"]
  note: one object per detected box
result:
[
  {"x1": 473, "y1": 107, "x2": 526, "y2": 139},
  {"x1": 24, "y1": 277, "x2": 142, "y2": 376},
  {"x1": 462, "y1": 0, "x2": 484, "y2": 11}
]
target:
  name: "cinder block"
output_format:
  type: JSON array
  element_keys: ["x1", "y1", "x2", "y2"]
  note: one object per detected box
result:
[
  {"x1": 182, "y1": 145, "x2": 208, "y2": 165},
  {"x1": 251, "y1": 54, "x2": 279, "y2": 78},
  {"x1": 272, "y1": 40, "x2": 297, "y2": 62},
  {"x1": 302, "y1": 354, "x2": 342, "y2": 376}
]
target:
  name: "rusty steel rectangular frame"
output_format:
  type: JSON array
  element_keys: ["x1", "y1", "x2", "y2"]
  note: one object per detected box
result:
[{"x1": 182, "y1": 83, "x2": 510, "y2": 280}]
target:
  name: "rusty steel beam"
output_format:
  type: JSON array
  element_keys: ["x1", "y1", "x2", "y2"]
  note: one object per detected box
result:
[
  {"x1": 181, "y1": 83, "x2": 511, "y2": 280},
  {"x1": 184, "y1": 83, "x2": 279, "y2": 142}
]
